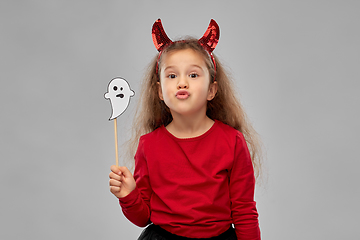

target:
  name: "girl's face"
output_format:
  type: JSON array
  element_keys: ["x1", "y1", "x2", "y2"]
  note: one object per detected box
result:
[{"x1": 158, "y1": 49, "x2": 217, "y2": 118}]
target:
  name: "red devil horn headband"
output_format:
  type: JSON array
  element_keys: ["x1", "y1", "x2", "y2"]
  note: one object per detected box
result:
[
  {"x1": 152, "y1": 19, "x2": 173, "y2": 52},
  {"x1": 198, "y1": 19, "x2": 220, "y2": 54},
  {"x1": 152, "y1": 19, "x2": 220, "y2": 80}
]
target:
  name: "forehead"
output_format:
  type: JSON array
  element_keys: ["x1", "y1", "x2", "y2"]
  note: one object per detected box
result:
[{"x1": 161, "y1": 49, "x2": 207, "y2": 69}]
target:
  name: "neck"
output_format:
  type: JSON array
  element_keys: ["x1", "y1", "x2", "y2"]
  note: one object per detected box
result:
[{"x1": 166, "y1": 111, "x2": 214, "y2": 138}]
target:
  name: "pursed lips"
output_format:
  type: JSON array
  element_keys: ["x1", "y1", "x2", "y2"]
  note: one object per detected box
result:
[{"x1": 175, "y1": 90, "x2": 190, "y2": 99}]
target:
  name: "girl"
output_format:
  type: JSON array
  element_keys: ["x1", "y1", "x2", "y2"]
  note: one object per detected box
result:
[{"x1": 109, "y1": 19, "x2": 263, "y2": 240}]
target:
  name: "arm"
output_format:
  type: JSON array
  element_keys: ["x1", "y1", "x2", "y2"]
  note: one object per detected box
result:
[
  {"x1": 118, "y1": 137, "x2": 152, "y2": 227},
  {"x1": 229, "y1": 132, "x2": 261, "y2": 240}
]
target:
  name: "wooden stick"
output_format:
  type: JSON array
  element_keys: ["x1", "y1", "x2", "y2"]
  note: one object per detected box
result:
[{"x1": 114, "y1": 118, "x2": 119, "y2": 167}]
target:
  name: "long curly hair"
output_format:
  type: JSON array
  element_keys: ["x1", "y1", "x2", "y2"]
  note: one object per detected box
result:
[{"x1": 124, "y1": 38, "x2": 264, "y2": 183}]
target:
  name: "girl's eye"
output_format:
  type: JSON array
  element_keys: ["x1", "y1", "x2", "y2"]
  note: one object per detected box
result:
[
  {"x1": 168, "y1": 74, "x2": 177, "y2": 79},
  {"x1": 189, "y1": 73, "x2": 198, "y2": 78}
]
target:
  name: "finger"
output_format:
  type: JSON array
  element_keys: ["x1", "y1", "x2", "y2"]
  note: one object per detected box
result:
[
  {"x1": 110, "y1": 172, "x2": 125, "y2": 184},
  {"x1": 110, "y1": 186, "x2": 121, "y2": 193},
  {"x1": 118, "y1": 166, "x2": 132, "y2": 178},
  {"x1": 110, "y1": 165, "x2": 122, "y2": 175},
  {"x1": 109, "y1": 179, "x2": 121, "y2": 187},
  {"x1": 109, "y1": 172, "x2": 121, "y2": 181}
]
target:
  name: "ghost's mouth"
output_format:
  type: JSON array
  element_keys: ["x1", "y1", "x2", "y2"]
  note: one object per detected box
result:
[{"x1": 116, "y1": 94, "x2": 124, "y2": 98}]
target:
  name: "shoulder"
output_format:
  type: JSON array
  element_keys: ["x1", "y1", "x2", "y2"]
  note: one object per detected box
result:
[
  {"x1": 214, "y1": 120, "x2": 243, "y2": 139},
  {"x1": 214, "y1": 120, "x2": 247, "y2": 148},
  {"x1": 135, "y1": 127, "x2": 164, "y2": 159},
  {"x1": 215, "y1": 120, "x2": 237, "y2": 134},
  {"x1": 139, "y1": 126, "x2": 165, "y2": 141},
  {"x1": 137, "y1": 126, "x2": 167, "y2": 152}
]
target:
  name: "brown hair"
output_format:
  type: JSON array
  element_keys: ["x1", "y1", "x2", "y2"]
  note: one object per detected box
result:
[{"x1": 124, "y1": 38, "x2": 264, "y2": 182}]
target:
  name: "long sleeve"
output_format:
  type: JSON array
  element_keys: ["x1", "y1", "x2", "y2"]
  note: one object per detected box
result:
[
  {"x1": 229, "y1": 132, "x2": 260, "y2": 240},
  {"x1": 119, "y1": 137, "x2": 152, "y2": 227}
]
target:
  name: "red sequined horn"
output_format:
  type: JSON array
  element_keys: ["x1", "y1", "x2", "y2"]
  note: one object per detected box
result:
[
  {"x1": 152, "y1": 19, "x2": 173, "y2": 52},
  {"x1": 198, "y1": 19, "x2": 220, "y2": 53}
]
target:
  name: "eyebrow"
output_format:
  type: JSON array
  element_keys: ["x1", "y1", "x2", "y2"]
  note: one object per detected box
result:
[
  {"x1": 163, "y1": 66, "x2": 175, "y2": 71},
  {"x1": 163, "y1": 64, "x2": 204, "y2": 71},
  {"x1": 190, "y1": 64, "x2": 203, "y2": 70}
]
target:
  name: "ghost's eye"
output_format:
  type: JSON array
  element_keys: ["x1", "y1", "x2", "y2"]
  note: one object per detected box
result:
[
  {"x1": 113, "y1": 86, "x2": 118, "y2": 91},
  {"x1": 120, "y1": 87, "x2": 123, "y2": 91}
]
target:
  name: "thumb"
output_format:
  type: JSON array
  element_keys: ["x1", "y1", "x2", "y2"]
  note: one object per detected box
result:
[{"x1": 118, "y1": 166, "x2": 132, "y2": 178}]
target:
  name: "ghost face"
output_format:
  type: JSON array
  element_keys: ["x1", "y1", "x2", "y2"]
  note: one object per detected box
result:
[{"x1": 104, "y1": 78, "x2": 135, "y2": 120}]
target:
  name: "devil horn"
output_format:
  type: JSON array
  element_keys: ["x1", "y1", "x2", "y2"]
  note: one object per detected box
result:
[
  {"x1": 198, "y1": 19, "x2": 220, "y2": 53},
  {"x1": 152, "y1": 19, "x2": 173, "y2": 52}
]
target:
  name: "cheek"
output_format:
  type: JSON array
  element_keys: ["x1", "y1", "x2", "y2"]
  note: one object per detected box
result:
[
  {"x1": 197, "y1": 82, "x2": 212, "y2": 97},
  {"x1": 162, "y1": 87, "x2": 173, "y2": 100},
  {"x1": 159, "y1": 82, "x2": 171, "y2": 101}
]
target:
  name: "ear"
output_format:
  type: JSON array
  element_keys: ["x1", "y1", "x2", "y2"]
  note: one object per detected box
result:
[
  {"x1": 207, "y1": 81, "x2": 218, "y2": 101},
  {"x1": 157, "y1": 82, "x2": 164, "y2": 100}
]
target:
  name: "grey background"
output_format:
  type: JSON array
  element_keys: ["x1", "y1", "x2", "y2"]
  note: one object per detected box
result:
[{"x1": 1, "y1": 1, "x2": 359, "y2": 239}]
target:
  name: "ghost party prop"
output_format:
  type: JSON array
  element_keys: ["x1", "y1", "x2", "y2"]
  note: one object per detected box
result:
[
  {"x1": 104, "y1": 77, "x2": 135, "y2": 120},
  {"x1": 105, "y1": 77, "x2": 135, "y2": 166}
]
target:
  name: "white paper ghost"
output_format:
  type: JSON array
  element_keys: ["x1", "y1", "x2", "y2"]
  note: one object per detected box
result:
[{"x1": 104, "y1": 77, "x2": 135, "y2": 120}]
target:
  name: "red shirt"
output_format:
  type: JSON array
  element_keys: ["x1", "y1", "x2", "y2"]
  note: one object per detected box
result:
[{"x1": 119, "y1": 120, "x2": 260, "y2": 239}]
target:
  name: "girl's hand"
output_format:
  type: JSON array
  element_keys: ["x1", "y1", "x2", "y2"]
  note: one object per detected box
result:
[{"x1": 109, "y1": 165, "x2": 136, "y2": 198}]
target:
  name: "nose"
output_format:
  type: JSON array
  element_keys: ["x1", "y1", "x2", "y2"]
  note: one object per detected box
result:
[{"x1": 177, "y1": 76, "x2": 188, "y2": 89}]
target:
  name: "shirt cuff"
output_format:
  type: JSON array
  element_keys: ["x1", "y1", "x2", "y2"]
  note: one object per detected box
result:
[{"x1": 118, "y1": 187, "x2": 140, "y2": 208}]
